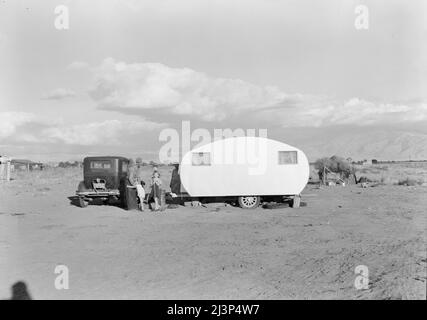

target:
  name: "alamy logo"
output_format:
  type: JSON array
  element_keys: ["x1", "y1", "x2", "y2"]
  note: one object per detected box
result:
[
  {"x1": 159, "y1": 121, "x2": 269, "y2": 175},
  {"x1": 354, "y1": 265, "x2": 369, "y2": 290},
  {"x1": 54, "y1": 265, "x2": 69, "y2": 290},
  {"x1": 54, "y1": 5, "x2": 69, "y2": 30},
  {"x1": 354, "y1": 5, "x2": 369, "y2": 30}
]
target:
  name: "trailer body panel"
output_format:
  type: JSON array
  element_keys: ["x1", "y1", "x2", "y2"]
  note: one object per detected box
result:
[{"x1": 180, "y1": 137, "x2": 309, "y2": 197}]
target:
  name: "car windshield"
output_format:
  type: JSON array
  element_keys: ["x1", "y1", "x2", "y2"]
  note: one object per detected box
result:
[{"x1": 90, "y1": 160, "x2": 112, "y2": 169}]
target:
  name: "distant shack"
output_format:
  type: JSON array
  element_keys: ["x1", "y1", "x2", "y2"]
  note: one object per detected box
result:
[
  {"x1": 0, "y1": 156, "x2": 12, "y2": 181},
  {"x1": 11, "y1": 159, "x2": 44, "y2": 172}
]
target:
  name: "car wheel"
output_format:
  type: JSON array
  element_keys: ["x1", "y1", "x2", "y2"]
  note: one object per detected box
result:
[
  {"x1": 238, "y1": 196, "x2": 260, "y2": 209},
  {"x1": 78, "y1": 197, "x2": 88, "y2": 208}
]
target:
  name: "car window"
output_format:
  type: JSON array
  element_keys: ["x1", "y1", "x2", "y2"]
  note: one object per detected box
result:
[
  {"x1": 90, "y1": 160, "x2": 112, "y2": 169},
  {"x1": 122, "y1": 161, "x2": 128, "y2": 173}
]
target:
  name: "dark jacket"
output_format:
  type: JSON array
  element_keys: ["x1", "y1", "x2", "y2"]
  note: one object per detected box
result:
[{"x1": 170, "y1": 168, "x2": 181, "y2": 194}]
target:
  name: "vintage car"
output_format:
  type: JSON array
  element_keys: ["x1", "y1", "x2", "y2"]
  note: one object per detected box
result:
[{"x1": 76, "y1": 156, "x2": 130, "y2": 208}]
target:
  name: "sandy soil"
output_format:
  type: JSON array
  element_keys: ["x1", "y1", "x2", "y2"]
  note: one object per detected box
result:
[{"x1": 0, "y1": 169, "x2": 426, "y2": 299}]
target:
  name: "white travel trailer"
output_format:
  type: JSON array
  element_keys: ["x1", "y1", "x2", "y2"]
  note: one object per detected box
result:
[{"x1": 179, "y1": 136, "x2": 309, "y2": 208}]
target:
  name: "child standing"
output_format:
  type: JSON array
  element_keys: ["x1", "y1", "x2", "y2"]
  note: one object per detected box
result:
[{"x1": 150, "y1": 168, "x2": 162, "y2": 211}]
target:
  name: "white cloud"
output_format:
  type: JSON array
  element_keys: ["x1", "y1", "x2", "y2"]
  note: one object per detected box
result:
[
  {"x1": 42, "y1": 119, "x2": 164, "y2": 145},
  {"x1": 42, "y1": 88, "x2": 77, "y2": 100},
  {"x1": 0, "y1": 112, "x2": 38, "y2": 139},
  {"x1": 67, "y1": 61, "x2": 90, "y2": 70},
  {"x1": 0, "y1": 112, "x2": 165, "y2": 145},
  {"x1": 264, "y1": 97, "x2": 427, "y2": 128},
  {"x1": 90, "y1": 58, "x2": 287, "y2": 121},
  {"x1": 89, "y1": 58, "x2": 427, "y2": 127}
]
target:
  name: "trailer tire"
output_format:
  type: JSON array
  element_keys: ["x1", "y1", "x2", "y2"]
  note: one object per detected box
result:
[{"x1": 238, "y1": 196, "x2": 260, "y2": 209}]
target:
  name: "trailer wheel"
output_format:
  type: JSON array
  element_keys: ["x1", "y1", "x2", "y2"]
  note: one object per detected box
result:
[
  {"x1": 238, "y1": 196, "x2": 260, "y2": 209},
  {"x1": 78, "y1": 197, "x2": 88, "y2": 208}
]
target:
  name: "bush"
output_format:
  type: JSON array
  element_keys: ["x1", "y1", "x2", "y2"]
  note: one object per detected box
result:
[
  {"x1": 397, "y1": 177, "x2": 422, "y2": 186},
  {"x1": 314, "y1": 155, "x2": 355, "y2": 181}
]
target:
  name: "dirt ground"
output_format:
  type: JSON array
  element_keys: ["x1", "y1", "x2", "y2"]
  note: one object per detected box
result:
[{"x1": 0, "y1": 168, "x2": 426, "y2": 300}]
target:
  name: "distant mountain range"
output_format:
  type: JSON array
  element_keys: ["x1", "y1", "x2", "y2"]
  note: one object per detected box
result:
[{"x1": 294, "y1": 130, "x2": 427, "y2": 162}]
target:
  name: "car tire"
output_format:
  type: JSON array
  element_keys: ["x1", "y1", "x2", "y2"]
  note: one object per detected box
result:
[
  {"x1": 238, "y1": 196, "x2": 260, "y2": 209},
  {"x1": 78, "y1": 197, "x2": 88, "y2": 208}
]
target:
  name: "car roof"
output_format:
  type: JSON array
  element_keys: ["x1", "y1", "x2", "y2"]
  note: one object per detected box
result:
[{"x1": 83, "y1": 156, "x2": 129, "y2": 162}]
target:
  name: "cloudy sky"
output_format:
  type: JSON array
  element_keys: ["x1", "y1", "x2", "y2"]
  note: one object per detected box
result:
[{"x1": 0, "y1": 0, "x2": 426, "y2": 161}]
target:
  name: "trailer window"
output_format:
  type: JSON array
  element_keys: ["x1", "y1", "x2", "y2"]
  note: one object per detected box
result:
[
  {"x1": 90, "y1": 160, "x2": 112, "y2": 169},
  {"x1": 278, "y1": 151, "x2": 298, "y2": 164},
  {"x1": 192, "y1": 152, "x2": 211, "y2": 166}
]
